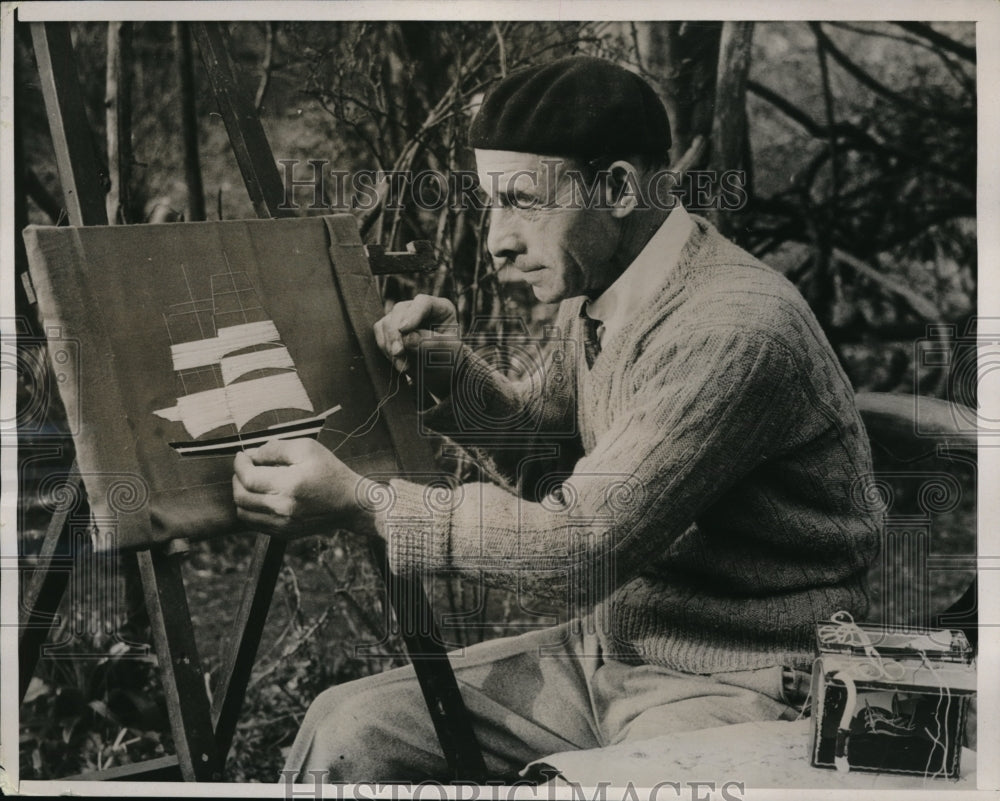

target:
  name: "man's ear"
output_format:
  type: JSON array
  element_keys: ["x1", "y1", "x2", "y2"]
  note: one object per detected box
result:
[{"x1": 606, "y1": 160, "x2": 646, "y2": 218}]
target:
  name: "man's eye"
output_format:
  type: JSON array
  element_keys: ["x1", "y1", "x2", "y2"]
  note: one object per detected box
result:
[
  {"x1": 494, "y1": 195, "x2": 541, "y2": 214},
  {"x1": 512, "y1": 196, "x2": 540, "y2": 210}
]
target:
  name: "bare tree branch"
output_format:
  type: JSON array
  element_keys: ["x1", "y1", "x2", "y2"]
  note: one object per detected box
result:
[
  {"x1": 825, "y1": 21, "x2": 975, "y2": 93},
  {"x1": 895, "y1": 21, "x2": 976, "y2": 63},
  {"x1": 747, "y1": 80, "x2": 971, "y2": 187},
  {"x1": 314, "y1": 95, "x2": 386, "y2": 171},
  {"x1": 832, "y1": 247, "x2": 942, "y2": 322},
  {"x1": 492, "y1": 21, "x2": 508, "y2": 76},
  {"x1": 24, "y1": 168, "x2": 64, "y2": 224},
  {"x1": 673, "y1": 134, "x2": 707, "y2": 174},
  {"x1": 814, "y1": 29, "x2": 839, "y2": 209},
  {"x1": 747, "y1": 79, "x2": 828, "y2": 137},
  {"x1": 826, "y1": 21, "x2": 940, "y2": 50},
  {"x1": 254, "y1": 21, "x2": 275, "y2": 113},
  {"x1": 810, "y1": 22, "x2": 974, "y2": 125}
]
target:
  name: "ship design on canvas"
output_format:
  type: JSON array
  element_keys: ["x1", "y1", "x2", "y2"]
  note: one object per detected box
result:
[{"x1": 153, "y1": 257, "x2": 340, "y2": 457}]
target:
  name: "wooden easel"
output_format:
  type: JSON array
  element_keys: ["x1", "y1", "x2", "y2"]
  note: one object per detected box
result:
[{"x1": 17, "y1": 20, "x2": 487, "y2": 782}]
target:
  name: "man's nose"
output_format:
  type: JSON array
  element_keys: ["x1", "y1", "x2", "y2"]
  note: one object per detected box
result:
[{"x1": 485, "y1": 208, "x2": 523, "y2": 267}]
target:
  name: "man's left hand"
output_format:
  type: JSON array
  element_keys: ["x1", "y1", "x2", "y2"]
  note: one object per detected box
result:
[{"x1": 232, "y1": 439, "x2": 375, "y2": 538}]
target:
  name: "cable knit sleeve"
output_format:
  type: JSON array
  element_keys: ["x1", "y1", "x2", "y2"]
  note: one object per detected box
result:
[
  {"x1": 374, "y1": 323, "x2": 813, "y2": 599},
  {"x1": 418, "y1": 343, "x2": 575, "y2": 442},
  {"x1": 415, "y1": 305, "x2": 582, "y2": 492}
]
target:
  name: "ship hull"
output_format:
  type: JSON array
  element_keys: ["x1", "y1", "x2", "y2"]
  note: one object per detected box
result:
[{"x1": 168, "y1": 406, "x2": 340, "y2": 457}]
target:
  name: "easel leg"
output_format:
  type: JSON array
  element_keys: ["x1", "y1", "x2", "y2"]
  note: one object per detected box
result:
[
  {"x1": 211, "y1": 533, "x2": 286, "y2": 761},
  {"x1": 18, "y1": 468, "x2": 81, "y2": 701},
  {"x1": 368, "y1": 539, "x2": 489, "y2": 781},
  {"x1": 138, "y1": 546, "x2": 223, "y2": 781}
]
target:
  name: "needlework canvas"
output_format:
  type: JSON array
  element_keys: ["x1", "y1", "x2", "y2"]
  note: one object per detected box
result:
[{"x1": 23, "y1": 214, "x2": 412, "y2": 549}]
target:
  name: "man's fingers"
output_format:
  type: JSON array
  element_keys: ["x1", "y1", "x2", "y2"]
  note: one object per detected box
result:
[
  {"x1": 236, "y1": 506, "x2": 283, "y2": 535},
  {"x1": 247, "y1": 438, "x2": 306, "y2": 466},
  {"x1": 233, "y1": 473, "x2": 292, "y2": 516},
  {"x1": 374, "y1": 295, "x2": 456, "y2": 368},
  {"x1": 374, "y1": 314, "x2": 405, "y2": 362},
  {"x1": 234, "y1": 450, "x2": 293, "y2": 493},
  {"x1": 426, "y1": 295, "x2": 458, "y2": 327},
  {"x1": 248, "y1": 439, "x2": 293, "y2": 465},
  {"x1": 234, "y1": 452, "x2": 267, "y2": 492},
  {"x1": 400, "y1": 294, "x2": 455, "y2": 332},
  {"x1": 232, "y1": 474, "x2": 271, "y2": 513},
  {"x1": 388, "y1": 333, "x2": 425, "y2": 375},
  {"x1": 398, "y1": 294, "x2": 432, "y2": 333}
]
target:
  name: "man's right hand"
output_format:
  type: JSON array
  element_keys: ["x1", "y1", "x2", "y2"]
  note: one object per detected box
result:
[{"x1": 373, "y1": 293, "x2": 460, "y2": 399}]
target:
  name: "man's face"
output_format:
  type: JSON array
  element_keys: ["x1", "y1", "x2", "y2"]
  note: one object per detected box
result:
[{"x1": 475, "y1": 150, "x2": 621, "y2": 303}]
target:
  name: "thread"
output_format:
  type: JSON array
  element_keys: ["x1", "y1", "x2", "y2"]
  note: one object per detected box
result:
[
  {"x1": 327, "y1": 368, "x2": 404, "y2": 455},
  {"x1": 817, "y1": 610, "x2": 906, "y2": 681},
  {"x1": 820, "y1": 610, "x2": 959, "y2": 780},
  {"x1": 829, "y1": 669, "x2": 856, "y2": 773},
  {"x1": 794, "y1": 658, "x2": 819, "y2": 721},
  {"x1": 919, "y1": 651, "x2": 952, "y2": 782}
]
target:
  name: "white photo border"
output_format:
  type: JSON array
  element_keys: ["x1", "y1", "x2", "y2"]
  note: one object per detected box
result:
[{"x1": 1, "y1": 1, "x2": 997, "y2": 798}]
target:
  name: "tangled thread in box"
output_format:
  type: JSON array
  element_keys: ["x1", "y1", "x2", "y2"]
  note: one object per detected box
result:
[{"x1": 810, "y1": 611, "x2": 975, "y2": 781}]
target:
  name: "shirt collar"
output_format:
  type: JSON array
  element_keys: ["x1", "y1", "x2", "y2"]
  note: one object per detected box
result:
[{"x1": 586, "y1": 203, "x2": 693, "y2": 345}]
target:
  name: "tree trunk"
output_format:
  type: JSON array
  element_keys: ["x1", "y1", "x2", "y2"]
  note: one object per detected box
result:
[
  {"x1": 709, "y1": 21, "x2": 754, "y2": 237},
  {"x1": 631, "y1": 22, "x2": 721, "y2": 167},
  {"x1": 105, "y1": 21, "x2": 133, "y2": 224},
  {"x1": 175, "y1": 23, "x2": 206, "y2": 222}
]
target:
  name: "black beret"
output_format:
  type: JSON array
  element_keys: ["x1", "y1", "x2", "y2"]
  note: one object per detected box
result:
[{"x1": 469, "y1": 55, "x2": 671, "y2": 162}]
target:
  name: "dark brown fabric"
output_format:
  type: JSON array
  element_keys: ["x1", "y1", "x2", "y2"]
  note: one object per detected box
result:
[{"x1": 24, "y1": 215, "x2": 408, "y2": 550}]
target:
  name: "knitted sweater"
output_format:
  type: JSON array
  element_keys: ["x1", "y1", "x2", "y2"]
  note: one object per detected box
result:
[{"x1": 375, "y1": 215, "x2": 882, "y2": 673}]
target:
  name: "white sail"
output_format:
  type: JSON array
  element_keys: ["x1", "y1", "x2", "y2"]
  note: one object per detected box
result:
[
  {"x1": 154, "y1": 387, "x2": 233, "y2": 440},
  {"x1": 170, "y1": 320, "x2": 280, "y2": 371},
  {"x1": 157, "y1": 283, "x2": 327, "y2": 446},
  {"x1": 156, "y1": 371, "x2": 316, "y2": 439},
  {"x1": 224, "y1": 373, "x2": 314, "y2": 430},
  {"x1": 220, "y1": 345, "x2": 295, "y2": 385}
]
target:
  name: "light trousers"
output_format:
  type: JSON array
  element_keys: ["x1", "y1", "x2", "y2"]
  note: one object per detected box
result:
[{"x1": 282, "y1": 620, "x2": 799, "y2": 783}]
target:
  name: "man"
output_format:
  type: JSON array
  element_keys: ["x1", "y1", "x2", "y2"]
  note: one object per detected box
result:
[{"x1": 233, "y1": 56, "x2": 882, "y2": 781}]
